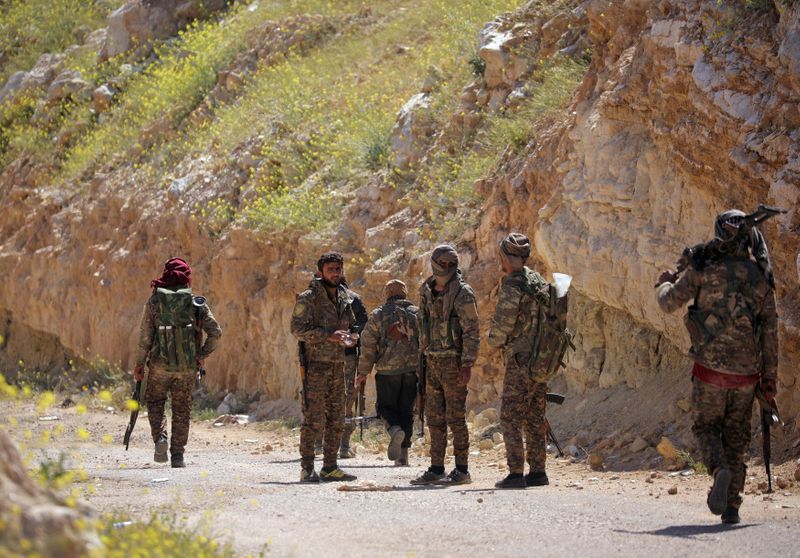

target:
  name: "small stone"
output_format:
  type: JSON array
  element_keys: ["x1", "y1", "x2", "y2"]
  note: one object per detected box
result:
[
  {"x1": 630, "y1": 437, "x2": 648, "y2": 453},
  {"x1": 776, "y1": 477, "x2": 789, "y2": 490},
  {"x1": 479, "y1": 439, "x2": 494, "y2": 451},
  {"x1": 676, "y1": 398, "x2": 692, "y2": 412},
  {"x1": 609, "y1": 475, "x2": 620, "y2": 480},
  {"x1": 794, "y1": 466, "x2": 800, "y2": 482},
  {"x1": 588, "y1": 452, "x2": 604, "y2": 471},
  {"x1": 477, "y1": 497, "x2": 483, "y2": 503},
  {"x1": 758, "y1": 481, "x2": 769, "y2": 492},
  {"x1": 668, "y1": 486, "x2": 678, "y2": 495},
  {"x1": 492, "y1": 432, "x2": 504, "y2": 444},
  {"x1": 646, "y1": 478, "x2": 653, "y2": 484},
  {"x1": 656, "y1": 437, "x2": 679, "y2": 461}
]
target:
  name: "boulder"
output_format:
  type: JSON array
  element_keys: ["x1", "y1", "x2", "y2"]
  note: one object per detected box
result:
[
  {"x1": 0, "y1": 430, "x2": 97, "y2": 556},
  {"x1": 389, "y1": 93, "x2": 435, "y2": 171}
]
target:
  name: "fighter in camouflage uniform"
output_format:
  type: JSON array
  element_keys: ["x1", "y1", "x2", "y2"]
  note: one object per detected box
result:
[
  {"x1": 487, "y1": 233, "x2": 551, "y2": 489},
  {"x1": 314, "y1": 281, "x2": 367, "y2": 459},
  {"x1": 133, "y1": 258, "x2": 221, "y2": 468},
  {"x1": 656, "y1": 210, "x2": 779, "y2": 524},
  {"x1": 356, "y1": 280, "x2": 419, "y2": 466},
  {"x1": 291, "y1": 252, "x2": 358, "y2": 483},
  {"x1": 411, "y1": 245, "x2": 479, "y2": 486}
]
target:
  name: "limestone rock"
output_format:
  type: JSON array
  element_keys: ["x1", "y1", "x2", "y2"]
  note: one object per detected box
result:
[
  {"x1": 389, "y1": 93, "x2": 435, "y2": 171},
  {"x1": 46, "y1": 70, "x2": 90, "y2": 105},
  {"x1": 656, "y1": 437, "x2": 679, "y2": 461},
  {"x1": 479, "y1": 438, "x2": 494, "y2": 451},
  {"x1": 668, "y1": 486, "x2": 678, "y2": 495},
  {"x1": 92, "y1": 85, "x2": 116, "y2": 113},
  {"x1": 99, "y1": 0, "x2": 228, "y2": 60},
  {"x1": 0, "y1": 430, "x2": 97, "y2": 556},
  {"x1": 588, "y1": 452, "x2": 604, "y2": 471},
  {"x1": 630, "y1": 437, "x2": 648, "y2": 453},
  {"x1": 492, "y1": 432, "x2": 504, "y2": 444}
]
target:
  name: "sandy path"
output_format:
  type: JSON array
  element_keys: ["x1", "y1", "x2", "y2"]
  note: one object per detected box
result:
[{"x1": 4, "y1": 402, "x2": 799, "y2": 557}]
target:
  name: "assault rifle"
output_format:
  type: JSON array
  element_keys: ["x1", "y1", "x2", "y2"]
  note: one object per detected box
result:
[
  {"x1": 357, "y1": 380, "x2": 366, "y2": 440},
  {"x1": 756, "y1": 387, "x2": 783, "y2": 493},
  {"x1": 123, "y1": 366, "x2": 148, "y2": 450},
  {"x1": 416, "y1": 353, "x2": 427, "y2": 437},
  {"x1": 656, "y1": 205, "x2": 785, "y2": 287},
  {"x1": 298, "y1": 341, "x2": 308, "y2": 412},
  {"x1": 545, "y1": 392, "x2": 565, "y2": 458}
]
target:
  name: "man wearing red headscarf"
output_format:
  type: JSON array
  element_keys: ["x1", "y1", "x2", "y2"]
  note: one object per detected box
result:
[{"x1": 133, "y1": 257, "x2": 222, "y2": 468}]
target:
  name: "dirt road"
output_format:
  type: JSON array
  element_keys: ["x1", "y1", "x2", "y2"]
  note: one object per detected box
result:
[{"x1": 5, "y1": 402, "x2": 800, "y2": 557}]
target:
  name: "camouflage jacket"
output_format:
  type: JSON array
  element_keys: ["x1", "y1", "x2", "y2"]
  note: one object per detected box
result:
[
  {"x1": 418, "y1": 272, "x2": 479, "y2": 366},
  {"x1": 657, "y1": 255, "x2": 778, "y2": 379},
  {"x1": 358, "y1": 297, "x2": 419, "y2": 376},
  {"x1": 291, "y1": 278, "x2": 355, "y2": 363},
  {"x1": 134, "y1": 291, "x2": 222, "y2": 370},
  {"x1": 487, "y1": 267, "x2": 548, "y2": 360}
]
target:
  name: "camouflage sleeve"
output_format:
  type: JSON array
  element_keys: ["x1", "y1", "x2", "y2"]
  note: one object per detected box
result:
[
  {"x1": 487, "y1": 278, "x2": 523, "y2": 348},
  {"x1": 455, "y1": 285, "x2": 480, "y2": 366},
  {"x1": 290, "y1": 291, "x2": 329, "y2": 343},
  {"x1": 417, "y1": 290, "x2": 429, "y2": 354},
  {"x1": 357, "y1": 309, "x2": 382, "y2": 376},
  {"x1": 657, "y1": 268, "x2": 699, "y2": 314},
  {"x1": 133, "y1": 300, "x2": 156, "y2": 368},
  {"x1": 759, "y1": 288, "x2": 779, "y2": 380},
  {"x1": 198, "y1": 304, "x2": 222, "y2": 359},
  {"x1": 351, "y1": 295, "x2": 369, "y2": 334}
]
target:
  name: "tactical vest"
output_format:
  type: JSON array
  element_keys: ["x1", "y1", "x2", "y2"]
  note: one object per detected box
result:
[
  {"x1": 685, "y1": 257, "x2": 759, "y2": 354},
  {"x1": 519, "y1": 271, "x2": 575, "y2": 382},
  {"x1": 422, "y1": 278, "x2": 465, "y2": 355},
  {"x1": 155, "y1": 287, "x2": 203, "y2": 372}
]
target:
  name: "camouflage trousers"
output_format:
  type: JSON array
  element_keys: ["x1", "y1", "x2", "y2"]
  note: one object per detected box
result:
[
  {"x1": 301, "y1": 361, "x2": 345, "y2": 470},
  {"x1": 315, "y1": 356, "x2": 357, "y2": 450},
  {"x1": 426, "y1": 355, "x2": 469, "y2": 468},
  {"x1": 692, "y1": 377, "x2": 756, "y2": 509},
  {"x1": 500, "y1": 356, "x2": 547, "y2": 474},
  {"x1": 145, "y1": 364, "x2": 194, "y2": 456}
]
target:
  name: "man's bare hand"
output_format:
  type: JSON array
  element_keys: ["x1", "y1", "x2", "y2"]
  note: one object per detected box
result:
[
  {"x1": 327, "y1": 330, "x2": 350, "y2": 345},
  {"x1": 355, "y1": 374, "x2": 367, "y2": 388},
  {"x1": 133, "y1": 364, "x2": 145, "y2": 382}
]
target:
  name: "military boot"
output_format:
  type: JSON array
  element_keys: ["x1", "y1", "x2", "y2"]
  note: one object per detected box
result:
[
  {"x1": 154, "y1": 436, "x2": 168, "y2": 463},
  {"x1": 495, "y1": 473, "x2": 527, "y2": 489},
  {"x1": 707, "y1": 467, "x2": 731, "y2": 515},
  {"x1": 394, "y1": 447, "x2": 409, "y2": 467},
  {"x1": 339, "y1": 443, "x2": 356, "y2": 459},
  {"x1": 171, "y1": 453, "x2": 185, "y2": 468},
  {"x1": 387, "y1": 425, "x2": 404, "y2": 461},
  {"x1": 721, "y1": 505, "x2": 740, "y2": 524},
  {"x1": 526, "y1": 471, "x2": 549, "y2": 487},
  {"x1": 410, "y1": 468, "x2": 446, "y2": 485},
  {"x1": 319, "y1": 466, "x2": 356, "y2": 482},
  {"x1": 300, "y1": 467, "x2": 320, "y2": 483}
]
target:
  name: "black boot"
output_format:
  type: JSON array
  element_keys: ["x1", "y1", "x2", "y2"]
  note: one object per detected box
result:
[
  {"x1": 171, "y1": 453, "x2": 185, "y2": 468},
  {"x1": 495, "y1": 473, "x2": 527, "y2": 489},
  {"x1": 721, "y1": 506, "x2": 740, "y2": 524},
  {"x1": 526, "y1": 471, "x2": 549, "y2": 487}
]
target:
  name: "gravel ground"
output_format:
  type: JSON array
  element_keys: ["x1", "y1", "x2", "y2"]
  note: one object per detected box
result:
[{"x1": 5, "y1": 402, "x2": 799, "y2": 557}]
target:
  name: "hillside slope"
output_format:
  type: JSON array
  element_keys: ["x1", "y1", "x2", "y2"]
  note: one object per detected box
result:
[{"x1": 0, "y1": 0, "x2": 798, "y2": 463}]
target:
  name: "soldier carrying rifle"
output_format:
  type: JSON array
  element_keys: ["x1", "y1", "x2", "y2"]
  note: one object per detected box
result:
[
  {"x1": 132, "y1": 257, "x2": 221, "y2": 468},
  {"x1": 655, "y1": 207, "x2": 781, "y2": 524}
]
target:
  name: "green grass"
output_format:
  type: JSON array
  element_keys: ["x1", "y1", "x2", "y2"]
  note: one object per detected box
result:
[
  {"x1": 407, "y1": 57, "x2": 588, "y2": 240},
  {"x1": 0, "y1": 0, "x2": 124, "y2": 85}
]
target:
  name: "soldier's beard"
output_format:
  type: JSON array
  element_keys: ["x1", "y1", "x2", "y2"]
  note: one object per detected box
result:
[{"x1": 322, "y1": 278, "x2": 340, "y2": 288}]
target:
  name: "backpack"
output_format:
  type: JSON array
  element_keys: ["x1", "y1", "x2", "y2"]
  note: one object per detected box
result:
[
  {"x1": 155, "y1": 287, "x2": 203, "y2": 371},
  {"x1": 522, "y1": 273, "x2": 575, "y2": 382}
]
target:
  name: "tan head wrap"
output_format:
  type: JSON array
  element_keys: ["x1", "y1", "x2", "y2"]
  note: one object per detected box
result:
[{"x1": 384, "y1": 279, "x2": 408, "y2": 299}]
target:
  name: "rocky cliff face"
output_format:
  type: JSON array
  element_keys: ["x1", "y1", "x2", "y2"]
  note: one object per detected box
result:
[{"x1": 0, "y1": 0, "x2": 798, "y2": 461}]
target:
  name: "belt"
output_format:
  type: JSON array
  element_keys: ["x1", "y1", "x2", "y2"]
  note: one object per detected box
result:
[{"x1": 692, "y1": 362, "x2": 759, "y2": 389}]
